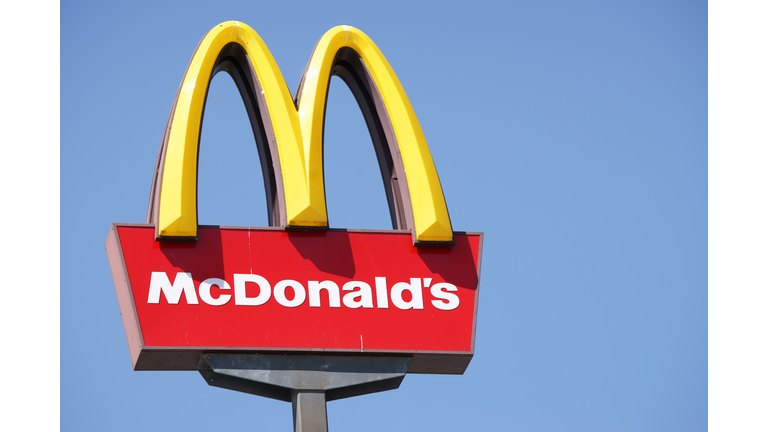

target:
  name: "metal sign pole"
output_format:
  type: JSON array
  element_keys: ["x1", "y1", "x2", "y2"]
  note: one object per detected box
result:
[
  {"x1": 199, "y1": 354, "x2": 412, "y2": 432},
  {"x1": 292, "y1": 390, "x2": 328, "y2": 432}
]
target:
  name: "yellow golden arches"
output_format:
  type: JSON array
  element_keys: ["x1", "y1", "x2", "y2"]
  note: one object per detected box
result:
[{"x1": 150, "y1": 21, "x2": 453, "y2": 243}]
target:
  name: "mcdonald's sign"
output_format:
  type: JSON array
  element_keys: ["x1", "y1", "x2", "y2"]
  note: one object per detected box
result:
[{"x1": 106, "y1": 22, "x2": 483, "y2": 374}]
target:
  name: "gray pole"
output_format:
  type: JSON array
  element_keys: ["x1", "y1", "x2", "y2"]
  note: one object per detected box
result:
[{"x1": 292, "y1": 390, "x2": 328, "y2": 432}]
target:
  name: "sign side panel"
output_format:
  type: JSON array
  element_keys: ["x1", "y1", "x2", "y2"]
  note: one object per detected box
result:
[
  {"x1": 106, "y1": 224, "x2": 145, "y2": 369},
  {"x1": 470, "y1": 231, "x2": 484, "y2": 354}
]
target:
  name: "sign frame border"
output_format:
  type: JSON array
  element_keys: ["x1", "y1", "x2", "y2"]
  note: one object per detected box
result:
[{"x1": 106, "y1": 223, "x2": 483, "y2": 374}]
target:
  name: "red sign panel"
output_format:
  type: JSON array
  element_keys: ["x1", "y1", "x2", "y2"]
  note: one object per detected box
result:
[{"x1": 106, "y1": 224, "x2": 482, "y2": 374}]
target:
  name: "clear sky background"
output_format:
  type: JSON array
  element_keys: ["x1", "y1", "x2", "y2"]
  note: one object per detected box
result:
[{"x1": 59, "y1": 0, "x2": 710, "y2": 430}]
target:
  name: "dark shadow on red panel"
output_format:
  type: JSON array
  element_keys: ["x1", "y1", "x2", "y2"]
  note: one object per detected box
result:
[
  {"x1": 158, "y1": 226, "x2": 226, "y2": 285},
  {"x1": 415, "y1": 233, "x2": 481, "y2": 291},
  {"x1": 286, "y1": 230, "x2": 356, "y2": 278}
]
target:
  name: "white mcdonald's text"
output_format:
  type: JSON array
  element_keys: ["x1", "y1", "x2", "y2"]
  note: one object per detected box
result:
[{"x1": 147, "y1": 272, "x2": 460, "y2": 311}]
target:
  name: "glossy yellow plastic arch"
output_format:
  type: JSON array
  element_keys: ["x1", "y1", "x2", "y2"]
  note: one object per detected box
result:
[{"x1": 156, "y1": 22, "x2": 452, "y2": 242}]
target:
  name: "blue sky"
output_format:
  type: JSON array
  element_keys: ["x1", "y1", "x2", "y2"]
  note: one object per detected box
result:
[{"x1": 57, "y1": 1, "x2": 707, "y2": 430}]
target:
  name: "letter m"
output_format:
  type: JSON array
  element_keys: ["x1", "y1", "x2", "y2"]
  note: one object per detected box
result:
[{"x1": 147, "y1": 272, "x2": 199, "y2": 304}]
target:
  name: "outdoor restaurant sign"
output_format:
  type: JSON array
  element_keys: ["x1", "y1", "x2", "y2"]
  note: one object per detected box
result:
[{"x1": 106, "y1": 21, "x2": 482, "y2": 375}]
